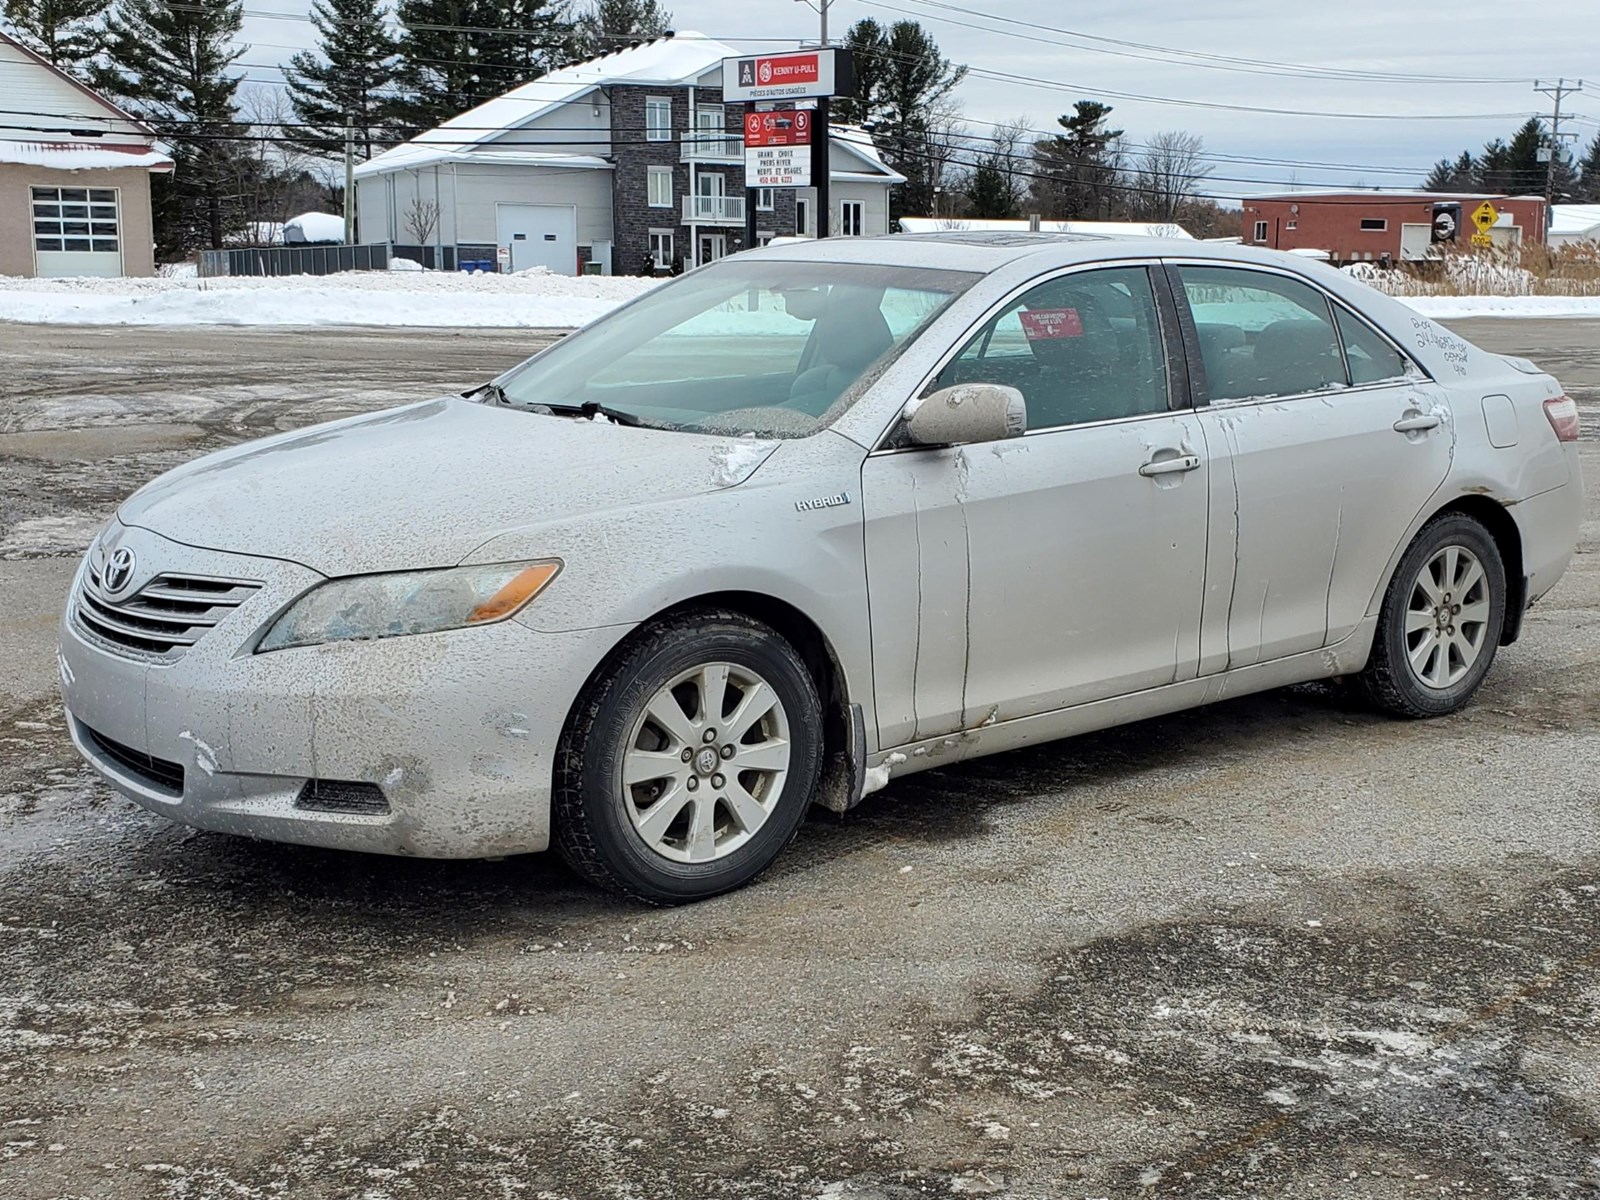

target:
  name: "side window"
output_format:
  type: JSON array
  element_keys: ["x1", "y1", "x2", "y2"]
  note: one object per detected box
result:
[
  {"x1": 932, "y1": 267, "x2": 1170, "y2": 431},
  {"x1": 1334, "y1": 306, "x2": 1412, "y2": 385},
  {"x1": 1180, "y1": 266, "x2": 1347, "y2": 402}
]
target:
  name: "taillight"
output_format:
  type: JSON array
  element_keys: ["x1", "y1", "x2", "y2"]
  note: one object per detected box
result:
[{"x1": 1543, "y1": 395, "x2": 1580, "y2": 443}]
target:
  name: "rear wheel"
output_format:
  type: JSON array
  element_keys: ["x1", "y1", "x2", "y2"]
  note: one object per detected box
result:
[
  {"x1": 554, "y1": 611, "x2": 822, "y2": 903},
  {"x1": 1358, "y1": 513, "x2": 1506, "y2": 718}
]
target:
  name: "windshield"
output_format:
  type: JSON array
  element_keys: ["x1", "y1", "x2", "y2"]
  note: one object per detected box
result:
[{"x1": 491, "y1": 259, "x2": 979, "y2": 438}]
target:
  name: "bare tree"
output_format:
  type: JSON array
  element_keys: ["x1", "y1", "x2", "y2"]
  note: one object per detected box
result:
[
  {"x1": 990, "y1": 116, "x2": 1030, "y2": 213},
  {"x1": 403, "y1": 197, "x2": 440, "y2": 246},
  {"x1": 1131, "y1": 130, "x2": 1212, "y2": 223}
]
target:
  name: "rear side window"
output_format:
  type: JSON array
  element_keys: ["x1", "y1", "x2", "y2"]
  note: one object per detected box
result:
[
  {"x1": 1180, "y1": 266, "x2": 1347, "y2": 402},
  {"x1": 1335, "y1": 306, "x2": 1412, "y2": 384},
  {"x1": 933, "y1": 266, "x2": 1169, "y2": 430}
]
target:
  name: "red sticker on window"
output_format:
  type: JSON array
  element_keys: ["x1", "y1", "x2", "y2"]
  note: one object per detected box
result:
[{"x1": 1020, "y1": 308, "x2": 1083, "y2": 340}]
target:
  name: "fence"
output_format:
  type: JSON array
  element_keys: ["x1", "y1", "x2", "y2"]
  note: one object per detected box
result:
[{"x1": 198, "y1": 243, "x2": 391, "y2": 278}]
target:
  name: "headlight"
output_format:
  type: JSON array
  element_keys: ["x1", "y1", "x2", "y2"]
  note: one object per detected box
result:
[{"x1": 256, "y1": 560, "x2": 561, "y2": 652}]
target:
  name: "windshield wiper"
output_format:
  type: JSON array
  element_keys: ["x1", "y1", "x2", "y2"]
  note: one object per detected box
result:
[
  {"x1": 544, "y1": 401, "x2": 647, "y2": 427},
  {"x1": 466, "y1": 384, "x2": 644, "y2": 427}
]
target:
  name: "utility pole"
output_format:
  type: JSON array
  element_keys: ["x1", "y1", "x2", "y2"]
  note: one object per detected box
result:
[
  {"x1": 1534, "y1": 79, "x2": 1583, "y2": 236},
  {"x1": 343, "y1": 113, "x2": 356, "y2": 245},
  {"x1": 814, "y1": 0, "x2": 831, "y2": 238}
]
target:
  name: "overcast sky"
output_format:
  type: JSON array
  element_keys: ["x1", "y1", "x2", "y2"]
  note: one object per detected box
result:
[{"x1": 237, "y1": 0, "x2": 1598, "y2": 198}]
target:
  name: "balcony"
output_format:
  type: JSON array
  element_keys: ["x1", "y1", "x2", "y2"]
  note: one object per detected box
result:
[
  {"x1": 680, "y1": 132, "x2": 744, "y2": 163},
  {"x1": 682, "y1": 194, "x2": 746, "y2": 224}
]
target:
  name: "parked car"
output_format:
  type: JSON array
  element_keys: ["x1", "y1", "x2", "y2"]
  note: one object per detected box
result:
[{"x1": 60, "y1": 234, "x2": 1584, "y2": 902}]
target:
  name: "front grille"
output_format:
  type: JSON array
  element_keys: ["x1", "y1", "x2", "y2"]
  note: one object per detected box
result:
[
  {"x1": 296, "y1": 779, "x2": 391, "y2": 815},
  {"x1": 74, "y1": 563, "x2": 261, "y2": 663},
  {"x1": 82, "y1": 724, "x2": 185, "y2": 795}
]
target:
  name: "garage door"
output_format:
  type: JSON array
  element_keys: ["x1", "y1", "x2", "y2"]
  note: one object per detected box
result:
[
  {"x1": 496, "y1": 203, "x2": 577, "y2": 276},
  {"x1": 33, "y1": 186, "x2": 123, "y2": 278}
]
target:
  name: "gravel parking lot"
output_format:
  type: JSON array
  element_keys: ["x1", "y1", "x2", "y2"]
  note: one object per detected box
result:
[{"x1": 1, "y1": 319, "x2": 1596, "y2": 1200}]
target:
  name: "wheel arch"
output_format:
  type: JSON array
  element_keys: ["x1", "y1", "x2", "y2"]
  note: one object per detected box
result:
[
  {"x1": 1423, "y1": 494, "x2": 1527, "y2": 645},
  {"x1": 557, "y1": 590, "x2": 866, "y2": 818}
]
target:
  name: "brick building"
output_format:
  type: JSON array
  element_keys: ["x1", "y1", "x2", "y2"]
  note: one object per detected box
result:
[
  {"x1": 1240, "y1": 191, "x2": 1548, "y2": 265},
  {"x1": 355, "y1": 34, "x2": 903, "y2": 275}
]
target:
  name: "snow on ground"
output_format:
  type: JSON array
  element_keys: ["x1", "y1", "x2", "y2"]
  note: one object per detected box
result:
[
  {"x1": 0, "y1": 269, "x2": 662, "y2": 329},
  {"x1": 0, "y1": 270, "x2": 1596, "y2": 328}
]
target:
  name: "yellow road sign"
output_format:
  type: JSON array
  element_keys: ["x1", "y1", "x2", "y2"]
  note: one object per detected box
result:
[
  {"x1": 1470, "y1": 231, "x2": 1493, "y2": 247},
  {"x1": 1471, "y1": 200, "x2": 1498, "y2": 232}
]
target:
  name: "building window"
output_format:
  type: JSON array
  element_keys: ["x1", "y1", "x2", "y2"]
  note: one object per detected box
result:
[
  {"x1": 645, "y1": 97, "x2": 672, "y2": 142},
  {"x1": 647, "y1": 166, "x2": 673, "y2": 208},
  {"x1": 840, "y1": 199, "x2": 864, "y2": 237},
  {"x1": 757, "y1": 188, "x2": 775, "y2": 211},
  {"x1": 1285, "y1": 220, "x2": 1297, "y2": 230},
  {"x1": 795, "y1": 198, "x2": 810, "y2": 236},
  {"x1": 649, "y1": 229, "x2": 674, "y2": 270},
  {"x1": 1253, "y1": 219, "x2": 1268, "y2": 243},
  {"x1": 758, "y1": 231, "x2": 776, "y2": 246},
  {"x1": 1359, "y1": 218, "x2": 1388, "y2": 231},
  {"x1": 33, "y1": 186, "x2": 119, "y2": 253}
]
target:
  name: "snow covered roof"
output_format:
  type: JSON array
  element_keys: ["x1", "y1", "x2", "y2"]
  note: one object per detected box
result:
[
  {"x1": 898, "y1": 217, "x2": 1194, "y2": 239},
  {"x1": 0, "y1": 139, "x2": 173, "y2": 171},
  {"x1": 356, "y1": 147, "x2": 612, "y2": 177},
  {"x1": 359, "y1": 32, "x2": 736, "y2": 177},
  {"x1": 829, "y1": 124, "x2": 906, "y2": 185},
  {"x1": 1550, "y1": 204, "x2": 1600, "y2": 237}
]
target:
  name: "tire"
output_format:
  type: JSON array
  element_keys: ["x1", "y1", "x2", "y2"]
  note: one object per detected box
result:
[
  {"x1": 1357, "y1": 513, "x2": 1507, "y2": 719},
  {"x1": 554, "y1": 610, "x2": 823, "y2": 904}
]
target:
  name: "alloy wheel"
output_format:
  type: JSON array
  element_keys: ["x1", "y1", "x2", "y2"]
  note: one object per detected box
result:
[
  {"x1": 620, "y1": 662, "x2": 792, "y2": 864},
  {"x1": 1404, "y1": 544, "x2": 1492, "y2": 690}
]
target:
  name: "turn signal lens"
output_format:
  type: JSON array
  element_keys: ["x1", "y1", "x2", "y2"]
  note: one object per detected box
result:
[
  {"x1": 467, "y1": 562, "x2": 562, "y2": 623},
  {"x1": 1543, "y1": 395, "x2": 1580, "y2": 443}
]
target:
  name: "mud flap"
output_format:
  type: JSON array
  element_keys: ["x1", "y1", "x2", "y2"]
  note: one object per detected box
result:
[{"x1": 813, "y1": 702, "x2": 867, "y2": 814}]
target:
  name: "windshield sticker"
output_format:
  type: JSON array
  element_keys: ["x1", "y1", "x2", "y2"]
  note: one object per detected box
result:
[{"x1": 1021, "y1": 309, "x2": 1084, "y2": 340}]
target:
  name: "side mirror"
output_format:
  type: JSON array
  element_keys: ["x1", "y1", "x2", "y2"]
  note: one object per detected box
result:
[{"x1": 903, "y1": 384, "x2": 1027, "y2": 447}]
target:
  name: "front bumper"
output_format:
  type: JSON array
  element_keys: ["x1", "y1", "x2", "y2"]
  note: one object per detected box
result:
[{"x1": 60, "y1": 523, "x2": 627, "y2": 858}]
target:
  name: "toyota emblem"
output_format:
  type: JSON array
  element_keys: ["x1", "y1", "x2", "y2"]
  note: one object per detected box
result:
[{"x1": 103, "y1": 546, "x2": 137, "y2": 594}]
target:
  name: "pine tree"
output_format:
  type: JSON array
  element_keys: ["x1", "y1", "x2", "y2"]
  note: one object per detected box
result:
[
  {"x1": 3, "y1": 0, "x2": 106, "y2": 72},
  {"x1": 574, "y1": 0, "x2": 670, "y2": 57},
  {"x1": 94, "y1": 0, "x2": 246, "y2": 253},
  {"x1": 283, "y1": 0, "x2": 400, "y2": 161},
  {"x1": 1031, "y1": 101, "x2": 1123, "y2": 219},
  {"x1": 831, "y1": 18, "x2": 889, "y2": 127},
  {"x1": 1578, "y1": 132, "x2": 1600, "y2": 203},
  {"x1": 966, "y1": 162, "x2": 1016, "y2": 219},
  {"x1": 1502, "y1": 118, "x2": 1546, "y2": 195},
  {"x1": 1424, "y1": 151, "x2": 1475, "y2": 192},
  {"x1": 392, "y1": 0, "x2": 572, "y2": 135}
]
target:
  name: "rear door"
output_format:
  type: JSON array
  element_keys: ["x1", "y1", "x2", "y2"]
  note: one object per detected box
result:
[{"x1": 1172, "y1": 262, "x2": 1453, "y2": 669}]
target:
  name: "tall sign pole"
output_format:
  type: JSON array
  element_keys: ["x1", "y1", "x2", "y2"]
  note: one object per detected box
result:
[{"x1": 816, "y1": 0, "x2": 831, "y2": 239}]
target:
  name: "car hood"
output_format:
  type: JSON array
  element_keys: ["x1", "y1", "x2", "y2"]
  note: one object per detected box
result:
[{"x1": 119, "y1": 397, "x2": 779, "y2": 575}]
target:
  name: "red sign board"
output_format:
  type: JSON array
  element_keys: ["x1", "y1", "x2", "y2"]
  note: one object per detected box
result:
[
  {"x1": 1020, "y1": 309, "x2": 1085, "y2": 340},
  {"x1": 743, "y1": 109, "x2": 812, "y2": 149},
  {"x1": 723, "y1": 48, "x2": 846, "y2": 102}
]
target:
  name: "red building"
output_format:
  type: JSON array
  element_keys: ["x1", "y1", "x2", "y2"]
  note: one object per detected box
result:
[{"x1": 1240, "y1": 191, "x2": 1547, "y2": 264}]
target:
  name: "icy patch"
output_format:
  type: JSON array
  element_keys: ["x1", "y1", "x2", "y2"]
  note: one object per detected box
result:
[
  {"x1": 709, "y1": 438, "x2": 775, "y2": 487},
  {"x1": 860, "y1": 751, "x2": 907, "y2": 798},
  {"x1": 1263, "y1": 1086, "x2": 1299, "y2": 1107},
  {"x1": 0, "y1": 513, "x2": 104, "y2": 559},
  {"x1": 177, "y1": 731, "x2": 218, "y2": 777}
]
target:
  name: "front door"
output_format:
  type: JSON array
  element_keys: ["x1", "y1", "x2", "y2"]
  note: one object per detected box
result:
[
  {"x1": 1173, "y1": 263, "x2": 1454, "y2": 668},
  {"x1": 862, "y1": 264, "x2": 1211, "y2": 747},
  {"x1": 698, "y1": 232, "x2": 726, "y2": 265}
]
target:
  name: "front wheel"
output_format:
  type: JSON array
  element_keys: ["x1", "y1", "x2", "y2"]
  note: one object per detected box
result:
[
  {"x1": 554, "y1": 610, "x2": 823, "y2": 903},
  {"x1": 1358, "y1": 513, "x2": 1507, "y2": 718}
]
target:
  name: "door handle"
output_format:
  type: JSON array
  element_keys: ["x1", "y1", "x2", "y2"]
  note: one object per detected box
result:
[
  {"x1": 1393, "y1": 413, "x2": 1442, "y2": 433},
  {"x1": 1138, "y1": 453, "x2": 1202, "y2": 477}
]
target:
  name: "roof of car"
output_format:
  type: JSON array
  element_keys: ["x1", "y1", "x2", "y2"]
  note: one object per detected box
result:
[{"x1": 754, "y1": 231, "x2": 1262, "y2": 273}]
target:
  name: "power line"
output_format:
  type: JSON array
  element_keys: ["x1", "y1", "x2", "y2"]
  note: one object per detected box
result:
[{"x1": 867, "y1": 0, "x2": 1536, "y2": 85}]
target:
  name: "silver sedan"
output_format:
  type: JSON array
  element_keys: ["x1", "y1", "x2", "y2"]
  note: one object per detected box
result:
[{"x1": 59, "y1": 234, "x2": 1585, "y2": 902}]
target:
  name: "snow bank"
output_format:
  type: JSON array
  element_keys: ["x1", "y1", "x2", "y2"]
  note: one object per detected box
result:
[
  {"x1": 1, "y1": 269, "x2": 1595, "y2": 328},
  {"x1": 1396, "y1": 295, "x2": 1600, "y2": 320},
  {"x1": 0, "y1": 270, "x2": 663, "y2": 328}
]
